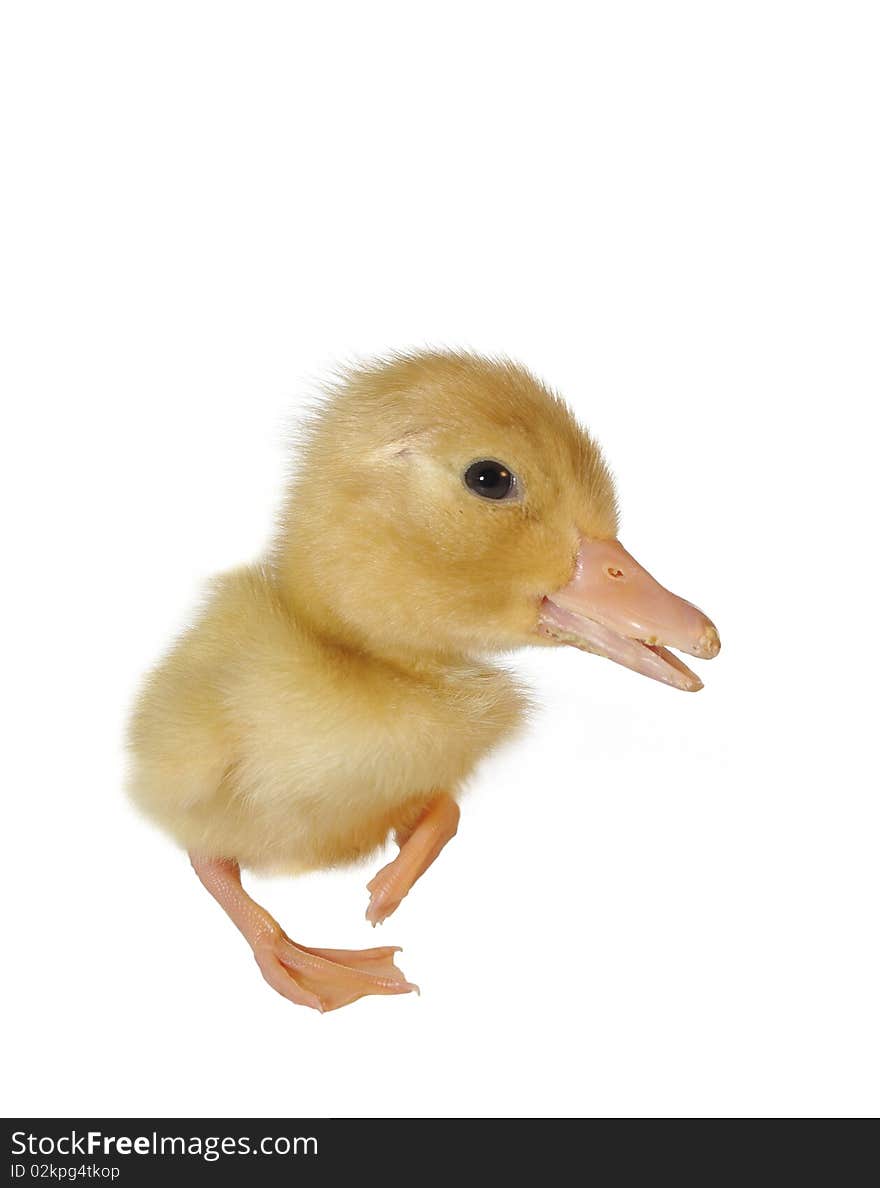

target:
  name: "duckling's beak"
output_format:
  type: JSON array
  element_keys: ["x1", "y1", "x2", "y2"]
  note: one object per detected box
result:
[{"x1": 537, "y1": 538, "x2": 720, "y2": 691}]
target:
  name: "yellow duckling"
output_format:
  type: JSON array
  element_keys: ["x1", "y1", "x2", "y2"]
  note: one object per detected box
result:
[{"x1": 127, "y1": 350, "x2": 719, "y2": 1011}]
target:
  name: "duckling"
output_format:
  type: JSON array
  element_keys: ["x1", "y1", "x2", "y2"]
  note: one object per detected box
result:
[{"x1": 127, "y1": 350, "x2": 720, "y2": 1012}]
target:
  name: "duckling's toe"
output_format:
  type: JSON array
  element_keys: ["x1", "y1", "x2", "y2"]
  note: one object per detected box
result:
[
  {"x1": 255, "y1": 936, "x2": 418, "y2": 1012},
  {"x1": 365, "y1": 875, "x2": 404, "y2": 927}
]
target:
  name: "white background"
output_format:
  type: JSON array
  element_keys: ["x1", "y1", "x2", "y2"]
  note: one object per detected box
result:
[{"x1": 2, "y1": 2, "x2": 877, "y2": 1118}]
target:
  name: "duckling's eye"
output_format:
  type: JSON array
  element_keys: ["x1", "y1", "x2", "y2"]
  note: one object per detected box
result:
[{"x1": 463, "y1": 459, "x2": 517, "y2": 501}]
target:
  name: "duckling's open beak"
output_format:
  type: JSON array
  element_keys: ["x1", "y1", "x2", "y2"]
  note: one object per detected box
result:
[{"x1": 537, "y1": 538, "x2": 720, "y2": 692}]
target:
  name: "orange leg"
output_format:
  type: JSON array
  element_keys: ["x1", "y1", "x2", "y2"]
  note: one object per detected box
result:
[
  {"x1": 190, "y1": 854, "x2": 418, "y2": 1012},
  {"x1": 366, "y1": 793, "x2": 460, "y2": 926}
]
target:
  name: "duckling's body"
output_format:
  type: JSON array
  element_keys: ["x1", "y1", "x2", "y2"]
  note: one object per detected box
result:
[
  {"x1": 130, "y1": 564, "x2": 524, "y2": 874},
  {"x1": 128, "y1": 350, "x2": 719, "y2": 1011}
]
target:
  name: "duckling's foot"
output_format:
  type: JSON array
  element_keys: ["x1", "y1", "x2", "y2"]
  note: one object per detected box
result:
[
  {"x1": 255, "y1": 937, "x2": 418, "y2": 1013},
  {"x1": 366, "y1": 793, "x2": 460, "y2": 926},
  {"x1": 190, "y1": 852, "x2": 417, "y2": 1012}
]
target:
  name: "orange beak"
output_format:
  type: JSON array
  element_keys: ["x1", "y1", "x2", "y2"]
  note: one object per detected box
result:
[{"x1": 538, "y1": 539, "x2": 720, "y2": 691}]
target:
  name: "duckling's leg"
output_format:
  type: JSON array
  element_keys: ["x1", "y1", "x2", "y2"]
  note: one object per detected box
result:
[
  {"x1": 366, "y1": 793, "x2": 460, "y2": 926},
  {"x1": 190, "y1": 854, "x2": 418, "y2": 1012}
]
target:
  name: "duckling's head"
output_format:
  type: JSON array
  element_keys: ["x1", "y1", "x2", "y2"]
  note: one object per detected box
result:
[{"x1": 278, "y1": 351, "x2": 719, "y2": 689}]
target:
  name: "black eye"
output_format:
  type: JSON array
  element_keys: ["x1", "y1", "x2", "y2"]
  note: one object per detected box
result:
[{"x1": 464, "y1": 459, "x2": 516, "y2": 501}]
